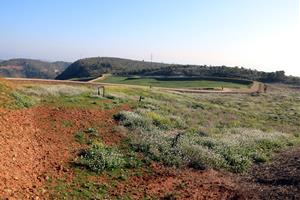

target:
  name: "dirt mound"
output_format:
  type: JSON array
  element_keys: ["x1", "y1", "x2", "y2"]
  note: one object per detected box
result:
[
  {"x1": 239, "y1": 147, "x2": 300, "y2": 199},
  {"x1": 0, "y1": 106, "x2": 126, "y2": 199}
]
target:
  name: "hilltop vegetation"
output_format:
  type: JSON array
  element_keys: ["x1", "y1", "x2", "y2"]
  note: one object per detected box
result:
[
  {"x1": 0, "y1": 59, "x2": 70, "y2": 79},
  {"x1": 56, "y1": 57, "x2": 300, "y2": 85},
  {"x1": 56, "y1": 57, "x2": 169, "y2": 80},
  {"x1": 127, "y1": 65, "x2": 300, "y2": 85}
]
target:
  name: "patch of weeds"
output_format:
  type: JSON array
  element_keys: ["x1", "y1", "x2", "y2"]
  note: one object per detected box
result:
[
  {"x1": 146, "y1": 111, "x2": 172, "y2": 130},
  {"x1": 61, "y1": 120, "x2": 73, "y2": 128},
  {"x1": 253, "y1": 153, "x2": 268, "y2": 164},
  {"x1": 256, "y1": 139, "x2": 284, "y2": 152},
  {"x1": 98, "y1": 101, "x2": 115, "y2": 110},
  {"x1": 216, "y1": 146, "x2": 252, "y2": 173},
  {"x1": 114, "y1": 111, "x2": 153, "y2": 131},
  {"x1": 74, "y1": 128, "x2": 100, "y2": 145},
  {"x1": 48, "y1": 169, "x2": 109, "y2": 199},
  {"x1": 123, "y1": 151, "x2": 144, "y2": 169},
  {"x1": 11, "y1": 92, "x2": 36, "y2": 108},
  {"x1": 191, "y1": 103, "x2": 205, "y2": 110},
  {"x1": 75, "y1": 132, "x2": 86, "y2": 144},
  {"x1": 75, "y1": 143, "x2": 125, "y2": 173},
  {"x1": 84, "y1": 127, "x2": 98, "y2": 136}
]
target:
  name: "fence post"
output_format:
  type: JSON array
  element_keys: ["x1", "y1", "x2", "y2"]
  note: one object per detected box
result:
[
  {"x1": 97, "y1": 87, "x2": 101, "y2": 96},
  {"x1": 103, "y1": 86, "x2": 105, "y2": 97}
]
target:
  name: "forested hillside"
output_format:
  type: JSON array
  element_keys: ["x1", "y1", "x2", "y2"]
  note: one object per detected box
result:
[
  {"x1": 56, "y1": 57, "x2": 300, "y2": 85},
  {"x1": 0, "y1": 59, "x2": 70, "y2": 79},
  {"x1": 121, "y1": 65, "x2": 300, "y2": 84},
  {"x1": 56, "y1": 57, "x2": 169, "y2": 80}
]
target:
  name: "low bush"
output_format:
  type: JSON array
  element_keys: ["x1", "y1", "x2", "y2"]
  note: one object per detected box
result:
[
  {"x1": 23, "y1": 85, "x2": 91, "y2": 97},
  {"x1": 76, "y1": 143, "x2": 125, "y2": 173},
  {"x1": 113, "y1": 111, "x2": 153, "y2": 131},
  {"x1": 146, "y1": 111, "x2": 172, "y2": 130}
]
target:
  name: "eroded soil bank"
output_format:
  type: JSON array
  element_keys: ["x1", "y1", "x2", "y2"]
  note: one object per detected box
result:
[{"x1": 0, "y1": 106, "x2": 125, "y2": 199}]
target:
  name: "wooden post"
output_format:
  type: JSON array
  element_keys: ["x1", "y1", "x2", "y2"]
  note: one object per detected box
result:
[
  {"x1": 264, "y1": 84, "x2": 267, "y2": 93},
  {"x1": 139, "y1": 96, "x2": 144, "y2": 102},
  {"x1": 97, "y1": 87, "x2": 101, "y2": 96},
  {"x1": 103, "y1": 86, "x2": 105, "y2": 97}
]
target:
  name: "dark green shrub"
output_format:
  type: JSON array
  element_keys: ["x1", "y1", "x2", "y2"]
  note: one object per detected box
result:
[{"x1": 75, "y1": 132, "x2": 85, "y2": 144}]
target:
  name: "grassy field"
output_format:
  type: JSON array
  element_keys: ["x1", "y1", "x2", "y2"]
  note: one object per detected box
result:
[
  {"x1": 14, "y1": 82, "x2": 299, "y2": 172},
  {"x1": 1, "y1": 80, "x2": 300, "y2": 199},
  {"x1": 106, "y1": 85, "x2": 300, "y2": 172},
  {"x1": 98, "y1": 76, "x2": 251, "y2": 89}
]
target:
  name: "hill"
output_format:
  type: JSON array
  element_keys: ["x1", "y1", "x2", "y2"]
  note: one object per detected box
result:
[
  {"x1": 0, "y1": 59, "x2": 70, "y2": 79},
  {"x1": 56, "y1": 57, "x2": 169, "y2": 80},
  {"x1": 56, "y1": 57, "x2": 300, "y2": 85}
]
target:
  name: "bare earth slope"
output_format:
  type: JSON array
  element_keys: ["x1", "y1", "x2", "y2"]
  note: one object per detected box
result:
[
  {"x1": 0, "y1": 106, "x2": 123, "y2": 199},
  {"x1": 240, "y1": 147, "x2": 300, "y2": 199}
]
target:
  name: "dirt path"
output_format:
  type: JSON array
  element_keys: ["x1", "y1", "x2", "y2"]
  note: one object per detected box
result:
[
  {"x1": 164, "y1": 81, "x2": 262, "y2": 94},
  {"x1": 88, "y1": 73, "x2": 111, "y2": 82}
]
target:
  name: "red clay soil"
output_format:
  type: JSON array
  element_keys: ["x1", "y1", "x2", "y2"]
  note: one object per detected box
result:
[
  {"x1": 110, "y1": 163, "x2": 244, "y2": 200},
  {"x1": 0, "y1": 106, "x2": 127, "y2": 199}
]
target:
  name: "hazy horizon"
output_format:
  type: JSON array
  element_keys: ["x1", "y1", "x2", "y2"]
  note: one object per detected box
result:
[{"x1": 1, "y1": 0, "x2": 299, "y2": 76}]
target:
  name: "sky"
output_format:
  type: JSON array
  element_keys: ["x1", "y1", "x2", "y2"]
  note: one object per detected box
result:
[{"x1": 0, "y1": 0, "x2": 299, "y2": 76}]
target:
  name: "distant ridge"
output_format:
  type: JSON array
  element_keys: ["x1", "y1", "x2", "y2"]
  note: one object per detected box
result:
[
  {"x1": 56, "y1": 56, "x2": 300, "y2": 85},
  {"x1": 0, "y1": 58, "x2": 70, "y2": 79}
]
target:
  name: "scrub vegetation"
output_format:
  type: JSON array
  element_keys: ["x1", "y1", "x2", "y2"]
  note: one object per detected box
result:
[
  {"x1": 1, "y1": 79, "x2": 300, "y2": 199},
  {"x1": 110, "y1": 86, "x2": 300, "y2": 172}
]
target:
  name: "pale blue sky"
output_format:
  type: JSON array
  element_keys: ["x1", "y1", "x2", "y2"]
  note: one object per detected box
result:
[{"x1": 0, "y1": 0, "x2": 299, "y2": 75}]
